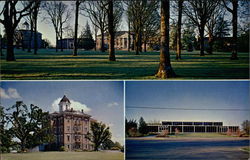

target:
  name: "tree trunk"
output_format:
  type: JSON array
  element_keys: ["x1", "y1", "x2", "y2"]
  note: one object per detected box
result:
[
  {"x1": 231, "y1": 0, "x2": 238, "y2": 60},
  {"x1": 176, "y1": 0, "x2": 183, "y2": 60},
  {"x1": 128, "y1": 21, "x2": 131, "y2": 52},
  {"x1": 144, "y1": 41, "x2": 147, "y2": 52},
  {"x1": 108, "y1": 0, "x2": 115, "y2": 61},
  {"x1": 28, "y1": 20, "x2": 33, "y2": 53},
  {"x1": 34, "y1": 15, "x2": 38, "y2": 55},
  {"x1": 139, "y1": 31, "x2": 142, "y2": 52},
  {"x1": 199, "y1": 24, "x2": 205, "y2": 56},
  {"x1": 60, "y1": 30, "x2": 63, "y2": 52},
  {"x1": 73, "y1": 0, "x2": 80, "y2": 56},
  {"x1": 156, "y1": 0, "x2": 175, "y2": 79},
  {"x1": 56, "y1": 35, "x2": 58, "y2": 52},
  {"x1": 135, "y1": 33, "x2": 140, "y2": 55},
  {"x1": 101, "y1": 29, "x2": 105, "y2": 52},
  {"x1": 95, "y1": 31, "x2": 97, "y2": 51},
  {"x1": 208, "y1": 32, "x2": 214, "y2": 54},
  {"x1": 6, "y1": 29, "x2": 15, "y2": 61}
]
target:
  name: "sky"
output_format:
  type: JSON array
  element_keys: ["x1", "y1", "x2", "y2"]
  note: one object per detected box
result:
[
  {"x1": 0, "y1": 1, "x2": 241, "y2": 47},
  {"x1": 0, "y1": 1, "x2": 128, "y2": 46},
  {"x1": 0, "y1": 81, "x2": 124, "y2": 145},
  {"x1": 126, "y1": 81, "x2": 249, "y2": 127}
]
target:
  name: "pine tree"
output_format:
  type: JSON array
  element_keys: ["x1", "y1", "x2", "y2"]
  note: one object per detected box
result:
[{"x1": 79, "y1": 22, "x2": 95, "y2": 50}]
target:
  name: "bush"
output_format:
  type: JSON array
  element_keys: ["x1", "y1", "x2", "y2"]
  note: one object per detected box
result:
[{"x1": 59, "y1": 146, "x2": 68, "y2": 152}]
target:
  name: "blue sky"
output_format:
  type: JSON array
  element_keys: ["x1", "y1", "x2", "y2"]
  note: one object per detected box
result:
[
  {"x1": 0, "y1": 1, "x2": 241, "y2": 46},
  {"x1": 0, "y1": 1, "x2": 127, "y2": 46},
  {"x1": 0, "y1": 81, "x2": 124, "y2": 145},
  {"x1": 126, "y1": 81, "x2": 249, "y2": 127}
]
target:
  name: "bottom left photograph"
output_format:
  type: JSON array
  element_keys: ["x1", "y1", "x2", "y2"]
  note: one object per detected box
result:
[{"x1": 0, "y1": 81, "x2": 124, "y2": 160}]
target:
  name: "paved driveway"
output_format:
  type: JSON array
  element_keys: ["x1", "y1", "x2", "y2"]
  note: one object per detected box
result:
[{"x1": 126, "y1": 139, "x2": 249, "y2": 160}]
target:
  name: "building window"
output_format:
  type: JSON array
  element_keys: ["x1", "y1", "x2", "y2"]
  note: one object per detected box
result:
[
  {"x1": 67, "y1": 135, "x2": 70, "y2": 142},
  {"x1": 67, "y1": 126, "x2": 70, "y2": 132}
]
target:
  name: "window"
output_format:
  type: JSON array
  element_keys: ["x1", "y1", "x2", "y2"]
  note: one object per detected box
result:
[
  {"x1": 67, "y1": 126, "x2": 70, "y2": 132},
  {"x1": 67, "y1": 135, "x2": 70, "y2": 142}
]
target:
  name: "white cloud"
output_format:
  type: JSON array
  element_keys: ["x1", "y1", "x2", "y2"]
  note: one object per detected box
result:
[
  {"x1": 8, "y1": 88, "x2": 21, "y2": 99},
  {"x1": 107, "y1": 102, "x2": 119, "y2": 108},
  {"x1": 0, "y1": 88, "x2": 21, "y2": 99},
  {"x1": 51, "y1": 97, "x2": 91, "y2": 113}
]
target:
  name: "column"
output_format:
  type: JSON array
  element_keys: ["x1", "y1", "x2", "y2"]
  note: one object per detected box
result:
[{"x1": 205, "y1": 126, "x2": 207, "y2": 133}]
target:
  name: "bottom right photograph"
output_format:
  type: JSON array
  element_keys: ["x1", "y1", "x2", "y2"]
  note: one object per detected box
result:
[{"x1": 125, "y1": 81, "x2": 249, "y2": 160}]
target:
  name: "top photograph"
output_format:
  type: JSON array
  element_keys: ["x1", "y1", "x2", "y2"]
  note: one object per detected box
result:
[{"x1": 0, "y1": 0, "x2": 249, "y2": 80}]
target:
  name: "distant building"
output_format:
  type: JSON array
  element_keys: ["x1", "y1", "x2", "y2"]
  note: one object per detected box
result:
[
  {"x1": 14, "y1": 21, "x2": 42, "y2": 49},
  {"x1": 57, "y1": 38, "x2": 74, "y2": 49},
  {"x1": 147, "y1": 121, "x2": 239, "y2": 134},
  {"x1": 15, "y1": 29, "x2": 42, "y2": 49},
  {"x1": 96, "y1": 31, "x2": 134, "y2": 50},
  {"x1": 50, "y1": 95, "x2": 94, "y2": 151}
]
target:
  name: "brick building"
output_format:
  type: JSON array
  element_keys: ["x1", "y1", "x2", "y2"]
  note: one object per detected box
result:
[{"x1": 50, "y1": 95, "x2": 94, "y2": 151}]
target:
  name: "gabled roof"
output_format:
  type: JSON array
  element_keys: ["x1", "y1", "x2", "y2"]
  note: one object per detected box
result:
[
  {"x1": 60, "y1": 95, "x2": 70, "y2": 103},
  {"x1": 97, "y1": 31, "x2": 134, "y2": 37}
]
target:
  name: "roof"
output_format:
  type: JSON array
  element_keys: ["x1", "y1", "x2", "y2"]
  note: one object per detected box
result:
[
  {"x1": 97, "y1": 31, "x2": 133, "y2": 37},
  {"x1": 60, "y1": 95, "x2": 70, "y2": 103}
]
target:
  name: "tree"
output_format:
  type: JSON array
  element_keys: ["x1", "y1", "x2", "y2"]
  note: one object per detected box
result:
[
  {"x1": 0, "y1": 1, "x2": 35, "y2": 61},
  {"x1": 81, "y1": 0, "x2": 123, "y2": 53},
  {"x1": 156, "y1": 0, "x2": 175, "y2": 79},
  {"x1": 5, "y1": 101, "x2": 54, "y2": 152},
  {"x1": 176, "y1": 0, "x2": 184, "y2": 60},
  {"x1": 127, "y1": 0, "x2": 159, "y2": 55},
  {"x1": 142, "y1": 3, "x2": 160, "y2": 53},
  {"x1": 125, "y1": 119, "x2": 138, "y2": 136},
  {"x1": 85, "y1": 121, "x2": 111, "y2": 151},
  {"x1": 33, "y1": 1, "x2": 41, "y2": 55},
  {"x1": 22, "y1": 1, "x2": 41, "y2": 54},
  {"x1": 138, "y1": 117, "x2": 148, "y2": 135},
  {"x1": 73, "y1": 0, "x2": 82, "y2": 56},
  {"x1": 42, "y1": 1, "x2": 70, "y2": 52},
  {"x1": 183, "y1": 0, "x2": 220, "y2": 56},
  {"x1": 205, "y1": 5, "x2": 225, "y2": 54},
  {"x1": 207, "y1": 14, "x2": 230, "y2": 53},
  {"x1": 170, "y1": 21, "x2": 177, "y2": 50},
  {"x1": 223, "y1": 0, "x2": 239, "y2": 60},
  {"x1": 242, "y1": 120, "x2": 250, "y2": 135},
  {"x1": 0, "y1": 105, "x2": 13, "y2": 153},
  {"x1": 81, "y1": 1, "x2": 107, "y2": 52},
  {"x1": 79, "y1": 22, "x2": 95, "y2": 50},
  {"x1": 107, "y1": 0, "x2": 115, "y2": 61}
]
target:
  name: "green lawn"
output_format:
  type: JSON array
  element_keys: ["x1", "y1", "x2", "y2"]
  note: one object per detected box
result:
[
  {"x1": 0, "y1": 49, "x2": 249, "y2": 80},
  {"x1": 1, "y1": 151, "x2": 124, "y2": 160}
]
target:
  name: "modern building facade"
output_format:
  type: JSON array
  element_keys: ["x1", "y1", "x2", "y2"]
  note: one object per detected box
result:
[
  {"x1": 50, "y1": 95, "x2": 94, "y2": 151},
  {"x1": 147, "y1": 121, "x2": 239, "y2": 134}
]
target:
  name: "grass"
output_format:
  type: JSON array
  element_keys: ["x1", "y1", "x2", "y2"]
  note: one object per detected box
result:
[
  {"x1": 0, "y1": 49, "x2": 249, "y2": 80},
  {"x1": 1, "y1": 151, "x2": 124, "y2": 160}
]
